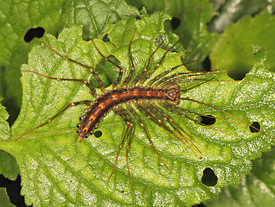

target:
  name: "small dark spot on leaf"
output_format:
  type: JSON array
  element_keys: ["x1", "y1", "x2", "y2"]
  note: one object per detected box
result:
[
  {"x1": 253, "y1": 53, "x2": 256, "y2": 56},
  {"x1": 170, "y1": 17, "x2": 181, "y2": 30},
  {"x1": 24, "y1": 27, "x2": 45, "y2": 43},
  {"x1": 197, "y1": 115, "x2": 216, "y2": 126},
  {"x1": 121, "y1": 190, "x2": 124, "y2": 193},
  {"x1": 202, "y1": 56, "x2": 211, "y2": 71},
  {"x1": 227, "y1": 71, "x2": 246, "y2": 80},
  {"x1": 196, "y1": 7, "x2": 204, "y2": 13},
  {"x1": 201, "y1": 167, "x2": 217, "y2": 186},
  {"x1": 250, "y1": 122, "x2": 260, "y2": 133},
  {"x1": 192, "y1": 203, "x2": 207, "y2": 207},
  {"x1": 102, "y1": 34, "x2": 110, "y2": 43},
  {"x1": 94, "y1": 130, "x2": 103, "y2": 138}
]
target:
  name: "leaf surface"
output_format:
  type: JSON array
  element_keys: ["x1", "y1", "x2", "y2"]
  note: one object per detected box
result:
[
  {"x1": 0, "y1": 188, "x2": 15, "y2": 207},
  {"x1": 0, "y1": 0, "x2": 140, "y2": 123},
  {"x1": 0, "y1": 99, "x2": 18, "y2": 181},
  {"x1": 1, "y1": 13, "x2": 275, "y2": 207},
  {"x1": 211, "y1": 10, "x2": 275, "y2": 79},
  {"x1": 0, "y1": 0, "x2": 65, "y2": 122},
  {"x1": 206, "y1": 146, "x2": 275, "y2": 207},
  {"x1": 126, "y1": 0, "x2": 219, "y2": 70}
]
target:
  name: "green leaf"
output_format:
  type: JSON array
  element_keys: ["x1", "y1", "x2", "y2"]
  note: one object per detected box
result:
[
  {"x1": 63, "y1": 0, "x2": 140, "y2": 40},
  {"x1": 209, "y1": 0, "x2": 275, "y2": 32},
  {"x1": 0, "y1": 0, "x2": 65, "y2": 123},
  {"x1": 126, "y1": 0, "x2": 220, "y2": 70},
  {"x1": 0, "y1": 98, "x2": 18, "y2": 180},
  {"x1": 0, "y1": 188, "x2": 15, "y2": 207},
  {"x1": 206, "y1": 44, "x2": 275, "y2": 207},
  {"x1": 206, "y1": 146, "x2": 275, "y2": 207},
  {"x1": 0, "y1": 150, "x2": 19, "y2": 180},
  {"x1": 0, "y1": 0, "x2": 140, "y2": 124},
  {"x1": 1, "y1": 12, "x2": 275, "y2": 207},
  {"x1": 0, "y1": 97, "x2": 10, "y2": 141},
  {"x1": 211, "y1": 10, "x2": 275, "y2": 79}
]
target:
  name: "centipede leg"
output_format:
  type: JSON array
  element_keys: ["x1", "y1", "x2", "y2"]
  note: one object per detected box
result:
[
  {"x1": 159, "y1": 101, "x2": 237, "y2": 139},
  {"x1": 125, "y1": 102, "x2": 172, "y2": 173},
  {"x1": 137, "y1": 39, "x2": 180, "y2": 86},
  {"x1": 40, "y1": 41, "x2": 106, "y2": 94},
  {"x1": 111, "y1": 107, "x2": 133, "y2": 183},
  {"x1": 135, "y1": 101, "x2": 202, "y2": 158},
  {"x1": 146, "y1": 61, "x2": 199, "y2": 88},
  {"x1": 122, "y1": 29, "x2": 136, "y2": 88},
  {"x1": 143, "y1": 101, "x2": 202, "y2": 152},
  {"x1": 22, "y1": 70, "x2": 98, "y2": 98},
  {"x1": 17, "y1": 100, "x2": 92, "y2": 140},
  {"x1": 131, "y1": 40, "x2": 165, "y2": 87},
  {"x1": 91, "y1": 40, "x2": 125, "y2": 90}
]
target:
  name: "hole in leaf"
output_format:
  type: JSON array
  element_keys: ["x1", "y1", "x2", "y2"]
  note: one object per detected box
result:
[
  {"x1": 192, "y1": 203, "x2": 207, "y2": 207},
  {"x1": 24, "y1": 27, "x2": 45, "y2": 43},
  {"x1": 227, "y1": 71, "x2": 247, "y2": 81},
  {"x1": 0, "y1": 175, "x2": 28, "y2": 207},
  {"x1": 102, "y1": 34, "x2": 110, "y2": 43},
  {"x1": 249, "y1": 122, "x2": 260, "y2": 133},
  {"x1": 201, "y1": 167, "x2": 217, "y2": 186},
  {"x1": 170, "y1": 17, "x2": 181, "y2": 30},
  {"x1": 202, "y1": 56, "x2": 211, "y2": 71},
  {"x1": 90, "y1": 55, "x2": 120, "y2": 88},
  {"x1": 196, "y1": 115, "x2": 216, "y2": 126},
  {"x1": 94, "y1": 130, "x2": 103, "y2": 138}
]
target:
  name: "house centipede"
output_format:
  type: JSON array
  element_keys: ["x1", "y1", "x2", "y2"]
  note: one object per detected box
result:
[{"x1": 17, "y1": 29, "x2": 272, "y2": 184}]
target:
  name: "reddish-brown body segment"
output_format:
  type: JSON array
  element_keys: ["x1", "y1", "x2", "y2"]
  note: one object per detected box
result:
[{"x1": 76, "y1": 87, "x2": 179, "y2": 141}]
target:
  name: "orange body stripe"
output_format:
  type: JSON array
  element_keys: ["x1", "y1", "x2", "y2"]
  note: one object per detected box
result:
[
  {"x1": 111, "y1": 94, "x2": 119, "y2": 101},
  {"x1": 157, "y1": 92, "x2": 163, "y2": 97},
  {"x1": 133, "y1": 90, "x2": 139, "y2": 96},
  {"x1": 147, "y1": 91, "x2": 152, "y2": 96},
  {"x1": 89, "y1": 115, "x2": 95, "y2": 121},
  {"x1": 83, "y1": 88, "x2": 168, "y2": 137},
  {"x1": 98, "y1": 102, "x2": 106, "y2": 109},
  {"x1": 83, "y1": 127, "x2": 89, "y2": 133}
]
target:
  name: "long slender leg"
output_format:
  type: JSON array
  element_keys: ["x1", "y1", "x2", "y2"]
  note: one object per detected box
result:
[
  {"x1": 146, "y1": 101, "x2": 201, "y2": 146},
  {"x1": 16, "y1": 100, "x2": 92, "y2": 140},
  {"x1": 22, "y1": 70, "x2": 98, "y2": 98},
  {"x1": 91, "y1": 40, "x2": 125, "y2": 90},
  {"x1": 146, "y1": 60, "x2": 199, "y2": 88},
  {"x1": 122, "y1": 29, "x2": 136, "y2": 88},
  {"x1": 159, "y1": 101, "x2": 237, "y2": 139},
  {"x1": 40, "y1": 42, "x2": 106, "y2": 94},
  {"x1": 137, "y1": 39, "x2": 180, "y2": 87},
  {"x1": 157, "y1": 76, "x2": 214, "y2": 92},
  {"x1": 130, "y1": 41, "x2": 165, "y2": 87},
  {"x1": 170, "y1": 105, "x2": 246, "y2": 129},
  {"x1": 153, "y1": 71, "x2": 214, "y2": 89},
  {"x1": 153, "y1": 70, "x2": 239, "y2": 89},
  {"x1": 110, "y1": 107, "x2": 134, "y2": 183},
  {"x1": 152, "y1": 73, "x2": 204, "y2": 88},
  {"x1": 135, "y1": 101, "x2": 202, "y2": 158},
  {"x1": 125, "y1": 102, "x2": 172, "y2": 173},
  {"x1": 179, "y1": 98, "x2": 274, "y2": 139}
]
